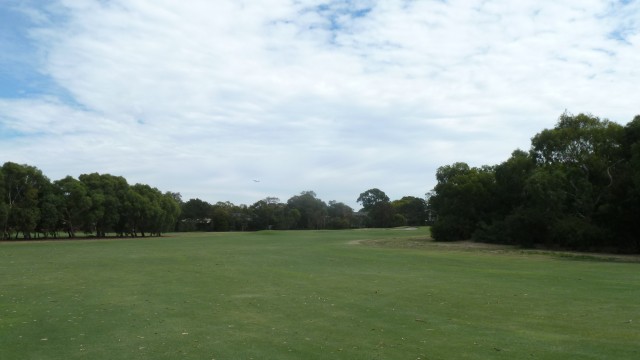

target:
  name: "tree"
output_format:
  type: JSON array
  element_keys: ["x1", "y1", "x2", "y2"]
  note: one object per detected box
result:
[
  {"x1": 493, "y1": 150, "x2": 536, "y2": 215},
  {"x1": 391, "y1": 196, "x2": 426, "y2": 226},
  {"x1": 604, "y1": 115, "x2": 640, "y2": 251},
  {"x1": 179, "y1": 198, "x2": 213, "y2": 231},
  {"x1": 471, "y1": 150, "x2": 537, "y2": 245},
  {"x1": 428, "y1": 112, "x2": 640, "y2": 252},
  {"x1": 37, "y1": 183, "x2": 62, "y2": 238},
  {"x1": 357, "y1": 188, "x2": 395, "y2": 227},
  {"x1": 429, "y1": 163, "x2": 496, "y2": 241},
  {"x1": 160, "y1": 192, "x2": 182, "y2": 233},
  {"x1": 55, "y1": 176, "x2": 92, "y2": 238},
  {"x1": 529, "y1": 112, "x2": 625, "y2": 249},
  {"x1": 250, "y1": 197, "x2": 285, "y2": 230},
  {"x1": 286, "y1": 191, "x2": 327, "y2": 229},
  {"x1": 0, "y1": 169, "x2": 8, "y2": 238},
  {"x1": 127, "y1": 184, "x2": 174, "y2": 237},
  {"x1": 357, "y1": 188, "x2": 390, "y2": 211},
  {"x1": 327, "y1": 200, "x2": 354, "y2": 229},
  {"x1": 2, "y1": 162, "x2": 49, "y2": 239},
  {"x1": 79, "y1": 173, "x2": 130, "y2": 237}
]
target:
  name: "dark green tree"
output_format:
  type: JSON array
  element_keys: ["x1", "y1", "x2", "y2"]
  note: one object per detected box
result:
[
  {"x1": 54, "y1": 176, "x2": 92, "y2": 238},
  {"x1": 357, "y1": 188, "x2": 390, "y2": 210},
  {"x1": 179, "y1": 198, "x2": 213, "y2": 231},
  {"x1": 249, "y1": 197, "x2": 285, "y2": 230},
  {"x1": 429, "y1": 163, "x2": 496, "y2": 241},
  {"x1": 0, "y1": 169, "x2": 8, "y2": 238},
  {"x1": 357, "y1": 188, "x2": 395, "y2": 227},
  {"x1": 79, "y1": 173, "x2": 130, "y2": 237},
  {"x1": 327, "y1": 200, "x2": 354, "y2": 229},
  {"x1": 2, "y1": 162, "x2": 49, "y2": 239},
  {"x1": 529, "y1": 112, "x2": 624, "y2": 249},
  {"x1": 391, "y1": 196, "x2": 426, "y2": 226},
  {"x1": 286, "y1": 191, "x2": 327, "y2": 229},
  {"x1": 37, "y1": 182, "x2": 62, "y2": 238}
]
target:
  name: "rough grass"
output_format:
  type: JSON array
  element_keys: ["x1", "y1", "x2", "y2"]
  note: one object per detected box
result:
[{"x1": 1, "y1": 229, "x2": 638, "y2": 359}]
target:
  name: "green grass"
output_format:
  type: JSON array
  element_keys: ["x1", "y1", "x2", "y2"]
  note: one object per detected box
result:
[{"x1": 1, "y1": 229, "x2": 639, "y2": 359}]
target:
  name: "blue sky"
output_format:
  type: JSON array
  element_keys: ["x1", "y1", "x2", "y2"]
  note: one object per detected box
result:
[{"x1": 1, "y1": 0, "x2": 639, "y2": 208}]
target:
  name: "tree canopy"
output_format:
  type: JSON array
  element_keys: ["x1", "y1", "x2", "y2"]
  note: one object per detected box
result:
[
  {"x1": 428, "y1": 112, "x2": 640, "y2": 253},
  {"x1": 0, "y1": 163, "x2": 180, "y2": 239}
]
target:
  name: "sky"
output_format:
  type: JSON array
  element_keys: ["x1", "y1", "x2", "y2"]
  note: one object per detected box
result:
[{"x1": 1, "y1": 0, "x2": 639, "y2": 209}]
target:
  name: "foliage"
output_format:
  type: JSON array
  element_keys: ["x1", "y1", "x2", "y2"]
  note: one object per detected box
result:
[
  {"x1": 429, "y1": 112, "x2": 640, "y2": 252},
  {"x1": 391, "y1": 196, "x2": 426, "y2": 226},
  {"x1": 0, "y1": 163, "x2": 180, "y2": 239},
  {"x1": 357, "y1": 188, "x2": 396, "y2": 227},
  {"x1": 286, "y1": 191, "x2": 328, "y2": 229},
  {"x1": 429, "y1": 163, "x2": 496, "y2": 241}
]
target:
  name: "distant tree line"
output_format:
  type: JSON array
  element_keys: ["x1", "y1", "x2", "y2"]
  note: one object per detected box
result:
[
  {"x1": 428, "y1": 112, "x2": 640, "y2": 253},
  {"x1": 0, "y1": 162, "x2": 181, "y2": 239},
  {"x1": 1, "y1": 162, "x2": 428, "y2": 240},
  {"x1": 175, "y1": 189, "x2": 427, "y2": 232}
]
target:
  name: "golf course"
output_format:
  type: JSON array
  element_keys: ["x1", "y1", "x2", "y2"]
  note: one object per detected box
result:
[{"x1": 1, "y1": 228, "x2": 638, "y2": 359}]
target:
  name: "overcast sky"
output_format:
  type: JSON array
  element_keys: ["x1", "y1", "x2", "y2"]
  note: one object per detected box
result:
[{"x1": 1, "y1": 0, "x2": 638, "y2": 209}]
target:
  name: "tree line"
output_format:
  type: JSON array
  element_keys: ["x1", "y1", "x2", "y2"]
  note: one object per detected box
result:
[
  {"x1": 1, "y1": 162, "x2": 428, "y2": 239},
  {"x1": 428, "y1": 112, "x2": 640, "y2": 253},
  {"x1": 175, "y1": 189, "x2": 427, "y2": 232},
  {"x1": 0, "y1": 163, "x2": 181, "y2": 239}
]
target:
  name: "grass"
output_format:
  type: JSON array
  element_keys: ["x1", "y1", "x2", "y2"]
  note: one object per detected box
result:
[{"x1": 1, "y1": 228, "x2": 638, "y2": 359}]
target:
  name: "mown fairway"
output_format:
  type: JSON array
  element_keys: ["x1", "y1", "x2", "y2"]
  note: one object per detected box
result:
[{"x1": 1, "y1": 229, "x2": 638, "y2": 359}]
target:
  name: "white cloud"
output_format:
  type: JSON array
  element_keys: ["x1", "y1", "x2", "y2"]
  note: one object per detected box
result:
[{"x1": 1, "y1": 0, "x2": 639, "y2": 208}]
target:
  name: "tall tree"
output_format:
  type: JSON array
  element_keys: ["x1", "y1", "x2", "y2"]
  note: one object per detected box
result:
[
  {"x1": 327, "y1": 200, "x2": 354, "y2": 229},
  {"x1": 79, "y1": 173, "x2": 130, "y2": 237},
  {"x1": 160, "y1": 192, "x2": 181, "y2": 233},
  {"x1": 1, "y1": 162, "x2": 49, "y2": 239},
  {"x1": 179, "y1": 198, "x2": 213, "y2": 231},
  {"x1": 250, "y1": 197, "x2": 284, "y2": 230},
  {"x1": 357, "y1": 188, "x2": 390, "y2": 210},
  {"x1": 0, "y1": 168, "x2": 7, "y2": 238},
  {"x1": 529, "y1": 112, "x2": 624, "y2": 249},
  {"x1": 429, "y1": 163, "x2": 496, "y2": 241},
  {"x1": 55, "y1": 176, "x2": 92, "y2": 238},
  {"x1": 357, "y1": 188, "x2": 395, "y2": 227},
  {"x1": 286, "y1": 191, "x2": 327, "y2": 229},
  {"x1": 391, "y1": 196, "x2": 426, "y2": 226},
  {"x1": 37, "y1": 182, "x2": 61, "y2": 238}
]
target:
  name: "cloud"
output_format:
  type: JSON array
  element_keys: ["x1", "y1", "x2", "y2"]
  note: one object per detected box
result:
[{"x1": 1, "y1": 0, "x2": 639, "y2": 208}]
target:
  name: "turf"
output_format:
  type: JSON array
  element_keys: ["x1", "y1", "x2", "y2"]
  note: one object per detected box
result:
[{"x1": 1, "y1": 229, "x2": 638, "y2": 359}]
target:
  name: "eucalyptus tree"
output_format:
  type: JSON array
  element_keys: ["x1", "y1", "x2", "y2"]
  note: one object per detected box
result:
[
  {"x1": 78, "y1": 173, "x2": 130, "y2": 237},
  {"x1": 286, "y1": 191, "x2": 327, "y2": 229},
  {"x1": 604, "y1": 115, "x2": 640, "y2": 251},
  {"x1": 429, "y1": 163, "x2": 496, "y2": 241},
  {"x1": 127, "y1": 183, "x2": 175, "y2": 237},
  {"x1": 0, "y1": 168, "x2": 7, "y2": 238},
  {"x1": 160, "y1": 192, "x2": 182, "y2": 233},
  {"x1": 179, "y1": 198, "x2": 213, "y2": 231},
  {"x1": 326, "y1": 200, "x2": 354, "y2": 229},
  {"x1": 37, "y1": 182, "x2": 61, "y2": 238},
  {"x1": 1, "y1": 162, "x2": 49, "y2": 239},
  {"x1": 210, "y1": 202, "x2": 232, "y2": 231},
  {"x1": 54, "y1": 176, "x2": 92, "y2": 238},
  {"x1": 391, "y1": 196, "x2": 426, "y2": 226},
  {"x1": 249, "y1": 197, "x2": 285, "y2": 230},
  {"x1": 357, "y1": 188, "x2": 395, "y2": 228},
  {"x1": 528, "y1": 112, "x2": 625, "y2": 249},
  {"x1": 471, "y1": 150, "x2": 538, "y2": 246},
  {"x1": 356, "y1": 188, "x2": 389, "y2": 210}
]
